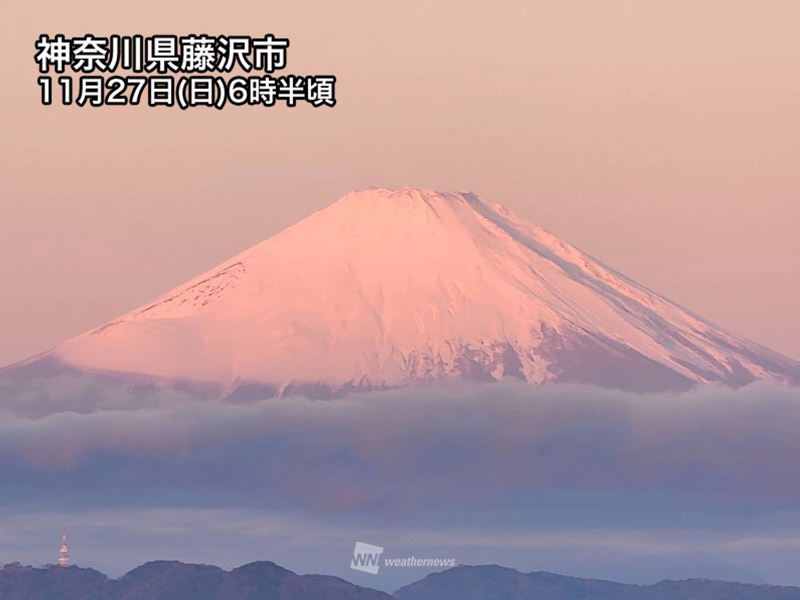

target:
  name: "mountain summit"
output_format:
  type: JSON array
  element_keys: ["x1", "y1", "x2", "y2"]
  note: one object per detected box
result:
[{"x1": 10, "y1": 187, "x2": 800, "y2": 396}]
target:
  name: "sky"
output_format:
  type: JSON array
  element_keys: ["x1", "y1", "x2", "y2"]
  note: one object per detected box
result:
[
  {"x1": 1, "y1": 0, "x2": 799, "y2": 367},
  {"x1": 1, "y1": 0, "x2": 800, "y2": 591}
]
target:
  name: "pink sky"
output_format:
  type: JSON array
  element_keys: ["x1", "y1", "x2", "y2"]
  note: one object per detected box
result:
[{"x1": 1, "y1": 0, "x2": 798, "y2": 366}]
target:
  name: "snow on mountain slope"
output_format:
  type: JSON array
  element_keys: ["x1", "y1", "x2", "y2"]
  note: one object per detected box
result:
[{"x1": 8, "y1": 187, "x2": 800, "y2": 396}]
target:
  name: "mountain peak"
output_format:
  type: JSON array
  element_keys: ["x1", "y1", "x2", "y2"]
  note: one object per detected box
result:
[
  {"x1": 347, "y1": 186, "x2": 473, "y2": 201},
  {"x1": 7, "y1": 188, "x2": 799, "y2": 397},
  {"x1": 321, "y1": 187, "x2": 485, "y2": 230}
]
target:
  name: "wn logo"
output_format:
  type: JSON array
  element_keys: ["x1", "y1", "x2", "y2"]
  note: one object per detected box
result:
[{"x1": 350, "y1": 541, "x2": 384, "y2": 575}]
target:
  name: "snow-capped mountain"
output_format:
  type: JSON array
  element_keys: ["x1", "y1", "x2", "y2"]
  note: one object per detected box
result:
[{"x1": 6, "y1": 188, "x2": 799, "y2": 396}]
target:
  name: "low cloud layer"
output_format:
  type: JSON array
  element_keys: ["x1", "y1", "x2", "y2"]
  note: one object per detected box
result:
[{"x1": 2, "y1": 379, "x2": 800, "y2": 505}]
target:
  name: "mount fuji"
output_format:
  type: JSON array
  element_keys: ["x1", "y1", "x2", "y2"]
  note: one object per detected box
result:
[{"x1": 5, "y1": 187, "x2": 799, "y2": 398}]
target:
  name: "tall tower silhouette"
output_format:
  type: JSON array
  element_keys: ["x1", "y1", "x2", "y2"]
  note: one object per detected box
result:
[{"x1": 58, "y1": 531, "x2": 69, "y2": 568}]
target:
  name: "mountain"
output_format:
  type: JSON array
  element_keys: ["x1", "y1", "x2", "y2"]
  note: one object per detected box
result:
[
  {"x1": 0, "y1": 561, "x2": 392, "y2": 600},
  {"x1": 394, "y1": 565, "x2": 800, "y2": 600},
  {"x1": 4, "y1": 187, "x2": 799, "y2": 397}
]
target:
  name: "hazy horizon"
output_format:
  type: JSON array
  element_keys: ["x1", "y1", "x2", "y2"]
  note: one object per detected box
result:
[{"x1": 2, "y1": 381, "x2": 800, "y2": 591}]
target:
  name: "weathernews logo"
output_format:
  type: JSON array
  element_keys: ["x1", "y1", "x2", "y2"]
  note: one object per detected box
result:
[
  {"x1": 350, "y1": 542, "x2": 384, "y2": 574},
  {"x1": 350, "y1": 542, "x2": 456, "y2": 575}
]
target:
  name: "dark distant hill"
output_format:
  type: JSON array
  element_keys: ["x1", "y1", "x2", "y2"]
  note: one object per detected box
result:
[
  {"x1": 0, "y1": 562, "x2": 108, "y2": 600},
  {"x1": 4, "y1": 560, "x2": 800, "y2": 600},
  {"x1": 0, "y1": 560, "x2": 391, "y2": 600},
  {"x1": 393, "y1": 565, "x2": 800, "y2": 600}
]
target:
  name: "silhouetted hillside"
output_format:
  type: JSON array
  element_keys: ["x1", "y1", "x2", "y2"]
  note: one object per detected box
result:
[
  {"x1": 0, "y1": 562, "x2": 108, "y2": 600},
  {"x1": 4, "y1": 560, "x2": 800, "y2": 600},
  {"x1": 0, "y1": 560, "x2": 391, "y2": 600},
  {"x1": 394, "y1": 565, "x2": 800, "y2": 600}
]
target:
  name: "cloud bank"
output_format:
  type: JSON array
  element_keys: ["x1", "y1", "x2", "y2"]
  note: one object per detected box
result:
[{"x1": 2, "y1": 379, "x2": 800, "y2": 505}]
